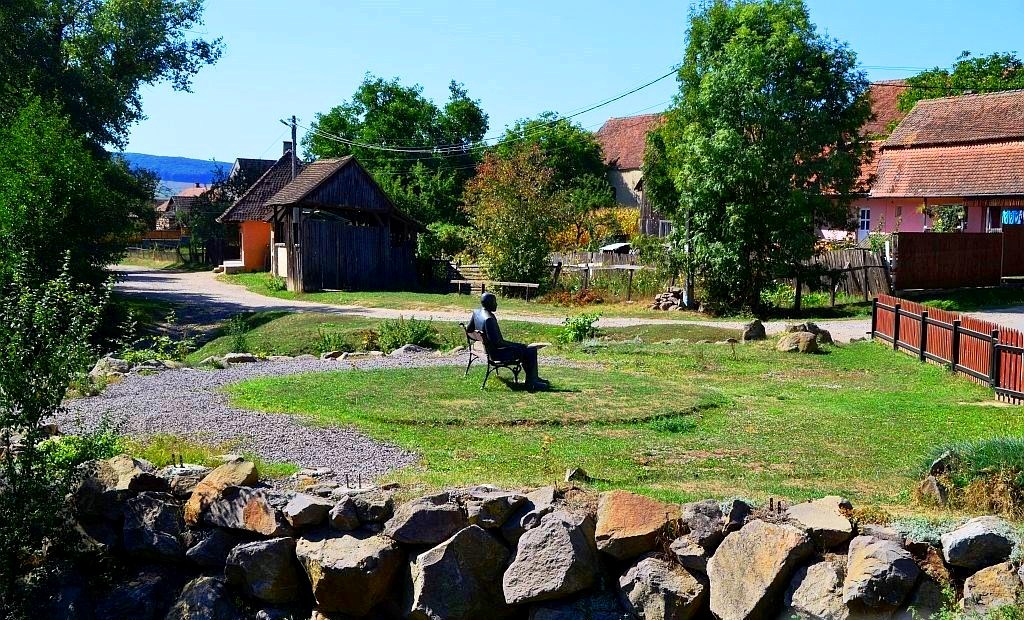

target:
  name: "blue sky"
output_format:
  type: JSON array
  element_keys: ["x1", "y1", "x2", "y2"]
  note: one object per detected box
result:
[{"x1": 125, "y1": 0, "x2": 1024, "y2": 161}]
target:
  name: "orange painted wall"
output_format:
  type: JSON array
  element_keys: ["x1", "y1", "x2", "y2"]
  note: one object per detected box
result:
[{"x1": 240, "y1": 221, "x2": 272, "y2": 272}]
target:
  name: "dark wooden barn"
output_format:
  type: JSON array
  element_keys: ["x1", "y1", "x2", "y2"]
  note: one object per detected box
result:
[{"x1": 263, "y1": 156, "x2": 422, "y2": 293}]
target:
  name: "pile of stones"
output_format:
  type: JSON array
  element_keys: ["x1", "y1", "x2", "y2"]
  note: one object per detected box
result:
[
  {"x1": 650, "y1": 289, "x2": 686, "y2": 311},
  {"x1": 51, "y1": 455, "x2": 1024, "y2": 619}
]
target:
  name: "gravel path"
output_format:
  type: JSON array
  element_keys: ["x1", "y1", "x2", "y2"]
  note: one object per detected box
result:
[
  {"x1": 113, "y1": 265, "x2": 871, "y2": 342},
  {"x1": 58, "y1": 353, "x2": 470, "y2": 478}
]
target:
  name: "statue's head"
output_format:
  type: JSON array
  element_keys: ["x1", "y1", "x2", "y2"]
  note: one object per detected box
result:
[{"x1": 481, "y1": 292, "x2": 498, "y2": 312}]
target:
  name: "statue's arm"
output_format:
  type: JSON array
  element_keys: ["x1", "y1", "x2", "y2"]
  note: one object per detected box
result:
[{"x1": 484, "y1": 316, "x2": 504, "y2": 346}]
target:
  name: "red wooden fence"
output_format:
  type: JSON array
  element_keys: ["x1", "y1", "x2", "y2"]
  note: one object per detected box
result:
[
  {"x1": 872, "y1": 294, "x2": 1024, "y2": 403},
  {"x1": 893, "y1": 232, "x2": 1003, "y2": 290}
]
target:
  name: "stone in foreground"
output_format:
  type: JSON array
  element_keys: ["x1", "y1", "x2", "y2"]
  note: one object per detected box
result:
[
  {"x1": 225, "y1": 538, "x2": 303, "y2": 605},
  {"x1": 962, "y1": 562, "x2": 1021, "y2": 613},
  {"x1": 503, "y1": 510, "x2": 599, "y2": 605},
  {"x1": 122, "y1": 492, "x2": 186, "y2": 560},
  {"x1": 843, "y1": 535, "x2": 920, "y2": 612},
  {"x1": 294, "y1": 531, "x2": 402, "y2": 616},
  {"x1": 777, "y1": 332, "x2": 818, "y2": 354},
  {"x1": 781, "y1": 561, "x2": 848, "y2": 620},
  {"x1": 528, "y1": 592, "x2": 627, "y2": 620},
  {"x1": 284, "y1": 493, "x2": 333, "y2": 529},
  {"x1": 165, "y1": 576, "x2": 244, "y2": 620},
  {"x1": 706, "y1": 519, "x2": 813, "y2": 620},
  {"x1": 595, "y1": 490, "x2": 680, "y2": 561},
  {"x1": 618, "y1": 554, "x2": 706, "y2": 620},
  {"x1": 940, "y1": 516, "x2": 1017, "y2": 571},
  {"x1": 184, "y1": 460, "x2": 258, "y2": 525},
  {"x1": 785, "y1": 496, "x2": 853, "y2": 548},
  {"x1": 409, "y1": 525, "x2": 512, "y2": 620},
  {"x1": 384, "y1": 491, "x2": 468, "y2": 545}
]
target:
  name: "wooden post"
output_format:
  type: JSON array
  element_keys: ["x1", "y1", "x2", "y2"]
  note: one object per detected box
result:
[
  {"x1": 870, "y1": 298, "x2": 878, "y2": 339},
  {"x1": 951, "y1": 319, "x2": 962, "y2": 371},
  {"x1": 794, "y1": 274, "x2": 802, "y2": 313},
  {"x1": 862, "y1": 250, "x2": 870, "y2": 302},
  {"x1": 626, "y1": 269, "x2": 635, "y2": 302},
  {"x1": 919, "y1": 310, "x2": 928, "y2": 362},
  {"x1": 893, "y1": 303, "x2": 901, "y2": 351},
  {"x1": 991, "y1": 328, "x2": 1001, "y2": 388}
]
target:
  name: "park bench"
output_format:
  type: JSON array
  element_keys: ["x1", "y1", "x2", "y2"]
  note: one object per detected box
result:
[{"x1": 461, "y1": 323, "x2": 524, "y2": 389}]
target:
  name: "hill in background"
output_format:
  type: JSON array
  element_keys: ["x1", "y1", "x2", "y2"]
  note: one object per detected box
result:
[{"x1": 116, "y1": 152, "x2": 232, "y2": 196}]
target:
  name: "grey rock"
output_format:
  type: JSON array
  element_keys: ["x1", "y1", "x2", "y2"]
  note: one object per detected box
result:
[
  {"x1": 501, "y1": 486, "x2": 556, "y2": 545},
  {"x1": 283, "y1": 493, "x2": 333, "y2": 528},
  {"x1": 223, "y1": 352, "x2": 258, "y2": 364},
  {"x1": 198, "y1": 356, "x2": 228, "y2": 369},
  {"x1": 461, "y1": 485, "x2": 527, "y2": 528},
  {"x1": 782, "y1": 561, "x2": 849, "y2": 620},
  {"x1": 295, "y1": 531, "x2": 403, "y2": 616},
  {"x1": 917, "y1": 476, "x2": 949, "y2": 507},
  {"x1": 565, "y1": 467, "x2": 591, "y2": 482},
  {"x1": 201, "y1": 486, "x2": 292, "y2": 537},
  {"x1": 843, "y1": 535, "x2": 920, "y2": 612},
  {"x1": 90, "y1": 355, "x2": 131, "y2": 378},
  {"x1": 777, "y1": 332, "x2": 819, "y2": 353},
  {"x1": 895, "y1": 577, "x2": 945, "y2": 620},
  {"x1": 503, "y1": 510, "x2": 599, "y2": 605},
  {"x1": 157, "y1": 464, "x2": 211, "y2": 498},
  {"x1": 963, "y1": 561, "x2": 1021, "y2": 613},
  {"x1": 93, "y1": 568, "x2": 185, "y2": 620},
  {"x1": 76, "y1": 455, "x2": 167, "y2": 519},
  {"x1": 859, "y1": 524, "x2": 904, "y2": 544},
  {"x1": 528, "y1": 592, "x2": 629, "y2": 620},
  {"x1": 618, "y1": 554, "x2": 707, "y2": 620},
  {"x1": 408, "y1": 525, "x2": 512, "y2": 620},
  {"x1": 669, "y1": 534, "x2": 710, "y2": 573},
  {"x1": 723, "y1": 499, "x2": 751, "y2": 533},
  {"x1": 384, "y1": 491, "x2": 468, "y2": 545},
  {"x1": 741, "y1": 319, "x2": 767, "y2": 342},
  {"x1": 940, "y1": 516, "x2": 1017, "y2": 571},
  {"x1": 392, "y1": 344, "x2": 431, "y2": 355},
  {"x1": 680, "y1": 499, "x2": 724, "y2": 552},
  {"x1": 122, "y1": 492, "x2": 185, "y2": 560},
  {"x1": 185, "y1": 527, "x2": 242, "y2": 568},
  {"x1": 319, "y1": 351, "x2": 345, "y2": 360},
  {"x1": 785, "y1": 496, "x2": 854, "y2": 548},
  {"x1": 225, "y1": 538, "x2": 303, "y2": 605},
  {"x1": 165, "y1": 576, "x2": 244, "y2": 620},
  {"x1": 352, "y1": 492, "x2": 394, "y2": 523},
  {"x1": 706, "y1": 520, "x2": 813, "y2": 620},
  {"x1": 328, "y1": 496, "x2": 360, "y2": 531}
]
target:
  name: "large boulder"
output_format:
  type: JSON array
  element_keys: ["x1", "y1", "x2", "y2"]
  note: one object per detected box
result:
[
  {"x1": 183, "y1": 460, "x2": 259, "y2": 525},
  {"x1": 461, "y1": 485, "x2": 528, "y2": 528},
  {"x1": 785, "y1": 496, "x2": 853, "y2": 548},
  {"x1": 680, "y1": 499, "x2": 725, "y2": 548},
  {"x1": 351, "y1": 492, "x2": 394, "y2": 523},
  {"x1": 962, "y1": 562, "x2": 1021, "y2": 613},
  {"x1": 940, "y1": 516, "x2": 1017, "y2": 571},
  {"x1": 76, "y1": 455, "x2": 168, "y2": 519},
  {"x1": 195, "y1": 486, "x2": 291, "y2": 537},
  {"x1": 501, "y1": 486, "x2": 556, "y2": 546},
  {"x1": 670, "y1": 535, "x2": 711, "y2": 573},
  {"x1": 122, "y1": 492, "x2": 186, "y2": 560},
  {"x1": 165, "y1": 576, "x2": 244, "y2": 620},
  {"x1": 528, "y1": 592, "x2": 628, "y2": 620},
  {"x1": 781, "y1": 561, "x2": 849, "y2": 620},
  {"x1": 741, "y1": 320, "x2": 767, "y2": 342},
  {"x1": 284, "y1": 493, "x2": 334, "y2": 529},
  {"x1": 776, "y1": 332, "x2": 818, "y2": 354},
  {"x1": 185, "y1": 527, "x2": 243, "y2": 568},
  {"x1": 225, "y1": 538, "x2": 303, "y2": 605},
  {"x1": 503, "y1": 510, "x2": 599, "y2": 605},
  {"x1": 618, "y1": 554, "x2": 707, "y2": 620},
  {"x1": 408, "y1": 525, "x2": 512, "y2": 620},
  {"x1": 706, "y1": 520, "x2": 813, "y2": 620},
  {"x1": 595, "y1": 490, "x2": 680, "y2": 561},
  {"x1": 93, "y1": 568, "x2": 185, "y2": 620},
  {"x1": 294, "y1": 531, "x2": 402, "y2": 616},
  {"x1": 328, "y1": 496, "x2": 361, "y2": 531},
  {"x1": 90, "y1": 355, "x2": 132, "y2": 379},
  {"x1": 157, "y1": 464, "x2": 211, "y2": 498},
  {"x1": 843, "y1": 535, "x2": 920, "y2": 612},
  {"x1": 384, "y1": 491, "x2": 468, "y2": 545}
]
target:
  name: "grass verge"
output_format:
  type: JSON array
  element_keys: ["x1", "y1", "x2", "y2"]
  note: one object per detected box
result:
[{"x1": 124, "y1": 433, "x2": 299, "y2": 479}]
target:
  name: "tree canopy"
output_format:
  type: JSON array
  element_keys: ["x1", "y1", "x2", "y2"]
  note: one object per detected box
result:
[
  {"x1": 492, "y1": 113, "x2": 608, "y2": 191},
  {"x1": 661, "y1": 0, "x2": 872, "y2": 314},
  {"x1": 304, "y1": 76, "x2": 488, "y2": 226},
  {"x1": 899, "y1": 51, "x2": 1024, "y2": 114}
]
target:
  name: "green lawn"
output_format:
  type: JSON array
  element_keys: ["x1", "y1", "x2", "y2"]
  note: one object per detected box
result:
[
  {"x1": 225, "y1": 338, "x2": 1023, "y2": 510},
  {"x1": 910, "y1": 287, "x2": 1024, "y2": 313},
  {"x1": 187, "y1": 311, "x2": 741, "y2": 363}
]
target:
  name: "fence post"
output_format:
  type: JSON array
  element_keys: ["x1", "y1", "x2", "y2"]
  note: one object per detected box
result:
[
  {"x1": 951, "y1": 319, "x2": 962, "y2": 372},
  {"x1": 893, "y1": 304, "x2": 901, "y2": 351},
  {"x1": 919, "y1": 310, "x2": 928, "y2": 362},
  {"x1": 991, "y1": 328, "x2": 1001, "y2": 388},
  {"x1": 870, "y1": 298, "x2": 878, "y2": 339}
]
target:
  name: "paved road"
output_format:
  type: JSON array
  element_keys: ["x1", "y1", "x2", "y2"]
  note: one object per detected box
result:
[
  {"x1": 965, "y1": 306, "x2": 1024, "y2": 333},
  {"x1": 113, "y1": 265, "x2": 873, "y2": 341}
]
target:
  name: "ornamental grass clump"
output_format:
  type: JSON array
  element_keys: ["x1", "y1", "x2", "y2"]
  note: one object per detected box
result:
[
  {"x1": 377, "y1": 317, "x2": 439, "y2": 353},
  {"x1": 923, "y1": 438, "x2": 1024, "y2": 518}
]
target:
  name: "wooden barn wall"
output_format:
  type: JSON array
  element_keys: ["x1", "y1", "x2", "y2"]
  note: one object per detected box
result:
[
  {"x1": 299, "y1": 218, "x2": 416, "y2": 292},
  {"x1": 308, "y1": 164, "x2": 392, "y2": 214}
]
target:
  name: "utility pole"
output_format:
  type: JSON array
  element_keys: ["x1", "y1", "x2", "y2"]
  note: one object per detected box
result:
[{"x1": 290, "y1": 115, "x2": 297, "y2": 180}]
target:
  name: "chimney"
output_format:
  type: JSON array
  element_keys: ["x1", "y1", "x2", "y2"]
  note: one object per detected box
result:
[
  {"x1": 283, "y1": 141, "x2": 293, "y2": 155},
  {"x1": 195, "y1": 182, "x2": 201, "y2": 188}
]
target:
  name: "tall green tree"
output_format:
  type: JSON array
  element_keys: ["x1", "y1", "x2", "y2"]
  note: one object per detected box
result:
[
  {"x1": 0, "y1": 0, "x2": 222, "y2": 148},
  {"x1": 898, "y1": 51, "x2": 1024, "y2": 114},
  {"x1": 661, "y1": 0, "x2": 872, "y2": 314},
  {"x1": 304, "y1": 76, "x2": 488, "y2": 225},
  {"x1": 493, "y1": 113, "x2": 608, "y2": 191}
]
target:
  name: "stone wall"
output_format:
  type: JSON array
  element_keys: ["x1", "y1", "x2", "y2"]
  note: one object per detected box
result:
[{"x1": 57, "y1": 455, "x2": 1023, "y2": 619}]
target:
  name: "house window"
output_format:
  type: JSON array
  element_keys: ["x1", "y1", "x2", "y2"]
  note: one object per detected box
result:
[
  {"x1": 989, "y1": 207, "x2": 1004, "y2": 231},
  {"x1": 859, "y1": 208, "x2": 871, "y2": 232},
  {"x1": 658, "y1": 220, "x2": 674, "y2": 237}
]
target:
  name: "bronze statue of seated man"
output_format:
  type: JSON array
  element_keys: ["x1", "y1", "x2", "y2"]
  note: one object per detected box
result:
[{"x1": 467, "y1": 292, "x2": 549, "y2": 391}]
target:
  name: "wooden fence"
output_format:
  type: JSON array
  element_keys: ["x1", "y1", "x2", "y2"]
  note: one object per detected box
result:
[
  {"x1": 550, "y1": 251, "x2": 642, "y2": 266},
  {"x1": 871, "y1": 294, "x2": 1024, "y2": 403},
  {"x1": 893, "y1": 232, "x2": 1003, "y2": 290},
  {"x1": 806, "y1": 248, "x2": 891, "y2": 300}
]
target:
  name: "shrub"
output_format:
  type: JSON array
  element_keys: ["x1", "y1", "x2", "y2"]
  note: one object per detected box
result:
[
  {"x1": 417, "y1": 222, "x2": 477, "y2": 260},
  {"x1": 558, "y1": 313, "x2": 600, "y2": 343},
  {"x1": 117, "y1": 309, "x2": 194, "y2": 362},
  {"x1": 263, "y1": 273, "x2": 287, "y2": 292},
  {"x1": 226, "y1": 314, "x2": 249, "y2": 353},
  {"x1": 377, "y1": 317, "x2": 439, "y2": 353},
  {"x1": 37, "y1": 421, "x2": 124, "y2": 481},
  {"x1": 316, "y1": 327, "x2": 354, "y2": 355}
]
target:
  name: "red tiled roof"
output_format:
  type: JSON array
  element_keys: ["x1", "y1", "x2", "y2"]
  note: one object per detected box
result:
[
  {"x1": 870, "y1": 140, "x2": 1024, "y2": 198},
  {"x1": 594, "y1": 114, "x2": 663, "y2": 170},
  {"x1": 176, "y1": 185, "x2": 208, "y2": 197},
  {"x1": 885, "y1": 89, "x2": 1024, "y2": 148},
  {"x1": 862, "y1": 80, "x2": 909, "y2": 137}
]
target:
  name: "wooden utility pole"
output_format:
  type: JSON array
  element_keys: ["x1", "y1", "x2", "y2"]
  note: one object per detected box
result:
[{"x1": 290, "y1": 115, "x2": 297, "y2": 180}]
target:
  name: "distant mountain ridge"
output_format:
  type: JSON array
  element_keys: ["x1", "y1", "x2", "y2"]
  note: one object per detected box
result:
[{"x1": 117, "y1": 152, "x2": 232, "y2": 185}]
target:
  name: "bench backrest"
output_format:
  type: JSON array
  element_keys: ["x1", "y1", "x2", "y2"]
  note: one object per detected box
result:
[{"x1": 462, "y1": 323, "x2": 499, "y2": 359}]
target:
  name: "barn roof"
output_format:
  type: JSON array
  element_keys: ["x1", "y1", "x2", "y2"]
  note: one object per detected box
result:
[
  {"x1": 594, "y1": 113, "x2": 663, "y2": 171},
  {"x1": 266, "y1": 157, "x2": 354, "y2": 207},
  {"x1": 218, "y1": 151, "x2": 302, "y2": 223},
  {"x1": 884, "y1": 89, "x2": 1024, "y2": 148},
  {"x1": 862, "y1": 80, "x2": 910, "y2": 137},
  {"x1": 231, "y1": 157, "x2": 276, "y2": 183}
]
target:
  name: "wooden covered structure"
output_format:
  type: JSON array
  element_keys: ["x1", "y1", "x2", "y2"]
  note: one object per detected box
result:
[{"x1": 263, "y1": 156, "x2": 422, "y2": 293}]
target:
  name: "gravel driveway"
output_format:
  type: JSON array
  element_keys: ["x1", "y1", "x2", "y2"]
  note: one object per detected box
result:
[
  {"x1": 114, "y1": 265, "x2": 871, "y2": 342},
  {"x1": 58, "y1": 354, "x2": 469, "y2": 477}
]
